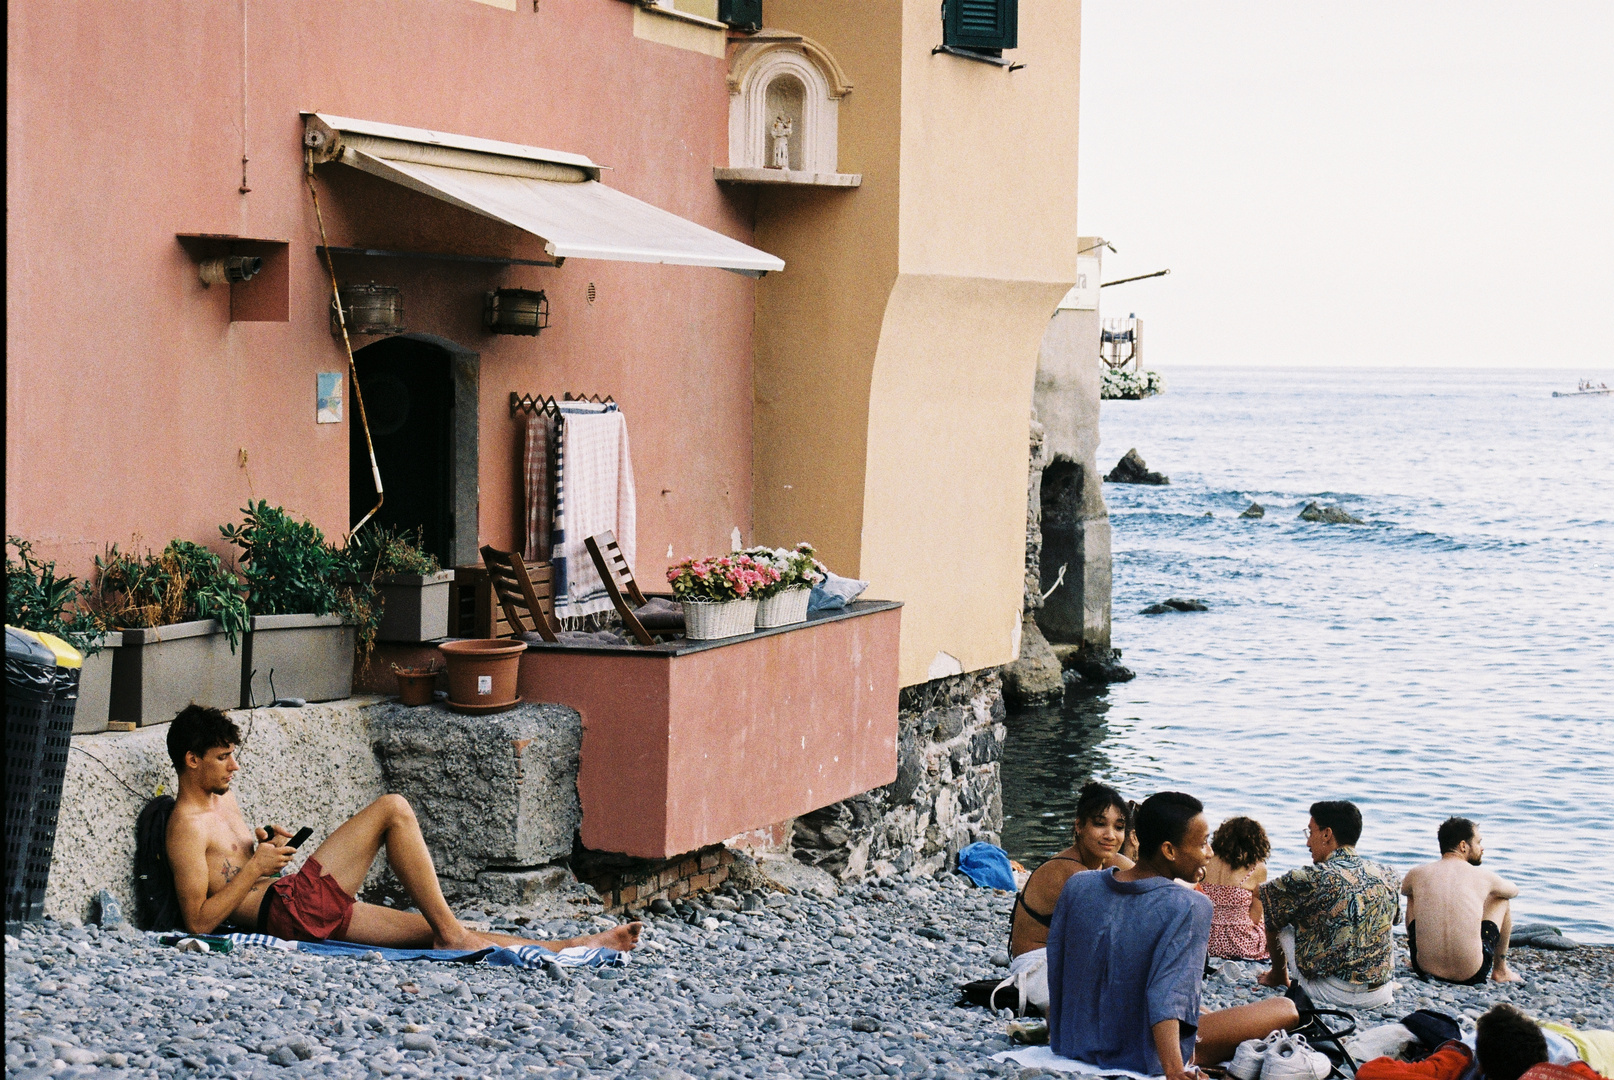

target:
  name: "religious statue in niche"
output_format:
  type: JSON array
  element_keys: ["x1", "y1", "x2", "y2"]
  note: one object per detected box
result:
[{"x1": 769, "y1": 114, "x2": 794, "y2": 170}]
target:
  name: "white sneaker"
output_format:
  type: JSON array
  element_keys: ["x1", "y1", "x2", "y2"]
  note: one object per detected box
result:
[
  {"x1": 1261, "y1": 1034, "x2": 1332, "y2": 1080},
  {"x1": 1228, "y1": 1030, "x2": 1284, "y2": 1080}
]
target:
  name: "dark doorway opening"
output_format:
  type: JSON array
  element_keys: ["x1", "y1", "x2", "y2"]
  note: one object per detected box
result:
[
  {"x1": 350, "y1": 337, "x2": 455, "y2": 566},
  {"x1": 1038, "y1": 458, "x2": 1084, "y2": 643}
]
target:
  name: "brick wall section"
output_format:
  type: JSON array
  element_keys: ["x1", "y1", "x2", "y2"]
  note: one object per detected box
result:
[{"x1": 574, "y1": 844, "x2": 736, "y2": 913}]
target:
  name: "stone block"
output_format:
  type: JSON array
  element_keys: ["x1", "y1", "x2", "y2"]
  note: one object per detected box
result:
[
  {"x1": 474, "y1": 866, "x2": 574, "y2": 907},
  {"x1": 926, "y1": 706, "x2": 967, "y2": 742},
  {"x1": 370, "y1": 701, "x2": 582, "y2": 886},
  {"x1": 970, "y1": 730, "x2": 1002, "y2": 765}
]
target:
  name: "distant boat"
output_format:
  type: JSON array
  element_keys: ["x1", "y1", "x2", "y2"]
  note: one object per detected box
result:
[{"x1": 1553, "y1": 385, "x2": 1611, "y2": 397}]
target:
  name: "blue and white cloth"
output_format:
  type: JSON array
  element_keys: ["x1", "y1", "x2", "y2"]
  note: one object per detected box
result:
[
  {"x1": 221, "y1": 934, "x2": 627, "y2": 969},
  {"x1": 808, "y1": 571, "x2": 868, "y2": 613},
  {"x1": 551, "y1": 402, "x2": 636, "y2": 623}
]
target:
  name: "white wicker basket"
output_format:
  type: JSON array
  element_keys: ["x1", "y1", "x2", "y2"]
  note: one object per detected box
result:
[
  {"x1": 681, "y1": 598, "x2": 759, "y2": 640},
  {"x1": 755, "y1": 587, "x2": 811, "y2": 628}
]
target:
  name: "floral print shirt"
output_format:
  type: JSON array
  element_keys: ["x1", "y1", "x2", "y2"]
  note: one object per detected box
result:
[{"x1": 1260, "y1": 846, "x2": 1402, "y2": 985}]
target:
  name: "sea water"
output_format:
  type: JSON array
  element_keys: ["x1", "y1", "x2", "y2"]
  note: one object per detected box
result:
[{"x1": 1001, "y1": 367, "x2": 1614, "y2": 942}]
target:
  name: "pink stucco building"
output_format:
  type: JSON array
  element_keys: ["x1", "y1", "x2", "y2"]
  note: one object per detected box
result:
[{"x1": 8, "y1": 0, "x2": 768, "y2": 575}]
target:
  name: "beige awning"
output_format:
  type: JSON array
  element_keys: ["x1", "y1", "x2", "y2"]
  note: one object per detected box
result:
[{"x1": 303, "y1": 113, "x2": 784, "y2": 276}]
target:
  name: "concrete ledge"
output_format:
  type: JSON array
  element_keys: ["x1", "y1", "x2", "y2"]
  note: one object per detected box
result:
[
  {"x1": 44, "y1": 698, "x2": 390, "y2": 924},
  {"x1": 713, "y1": 167, "x2": 862, "y2": 187}
]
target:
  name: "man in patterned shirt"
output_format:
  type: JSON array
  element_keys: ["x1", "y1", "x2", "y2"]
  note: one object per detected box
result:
[{"x1": 1256, "y1": 800, "x2": 1401, "y2": 1008}]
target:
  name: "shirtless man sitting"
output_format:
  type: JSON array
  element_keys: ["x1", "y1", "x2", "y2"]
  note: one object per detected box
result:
[
  {"x1": 164, "y1": 704, "x2": 639, "y2": 953},
  {"x1": 1400, "y1": 816, "x2": 1520, "y2": 984}
]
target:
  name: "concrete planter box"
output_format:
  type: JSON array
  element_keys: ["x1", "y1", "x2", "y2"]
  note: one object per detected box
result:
[
  {"x1": 72, "y1": 632, "x2": 122, "y2": 734},
  {"x1": 111, "y1": 621, "x2": 242, "y2": 727},
  {"x1": 374, "y1": 570, "x2": 455, "y2": 643},
  {"x1": 240, "y1": 614, "x2": 356, "y2": 707}
]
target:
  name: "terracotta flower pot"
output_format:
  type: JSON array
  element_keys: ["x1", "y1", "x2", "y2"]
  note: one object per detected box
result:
[
  {"x1": 394, "y1": 669, "x2": 438, "y2": 707},
  {"x1": 437, "y1": 638, "x2": 525, "y2": 714}
]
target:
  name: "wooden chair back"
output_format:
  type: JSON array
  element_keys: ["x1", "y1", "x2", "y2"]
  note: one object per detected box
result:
[
  {"x1": 478, "y1": 545, "x2": 558, "y2": 642},
  {"x1": 584, "y1": 532, "x2": 654, "y2": 646}
]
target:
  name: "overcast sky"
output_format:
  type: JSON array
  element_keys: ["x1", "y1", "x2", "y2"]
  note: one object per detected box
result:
[{"x1": 1076, "y1": 2, "x2": 1614, "y2": 369}]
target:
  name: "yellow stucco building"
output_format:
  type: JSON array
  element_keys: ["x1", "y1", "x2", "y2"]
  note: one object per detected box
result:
[{"x1": 741, "y1": 0, "x2": 1082, "y2": 686}]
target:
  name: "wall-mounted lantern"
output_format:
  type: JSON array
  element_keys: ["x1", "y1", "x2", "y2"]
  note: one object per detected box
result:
[
  {"x1": 198, "y1": 255, "x2": 263, "y2": 286},
  {"x1": 332, "y1": 282, "x2": 404, "y2": 336},
  {"x1": 176, "y1": 234, "x2": 289, "y2": 321},
  {"x1": 484, "y1": 288, "x2": 549, "y2": 336}
]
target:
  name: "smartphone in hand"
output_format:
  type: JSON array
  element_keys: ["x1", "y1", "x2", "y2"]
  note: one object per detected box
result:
[{"x1": 260, "y1": 825, "x2": 314, "y2": 848}]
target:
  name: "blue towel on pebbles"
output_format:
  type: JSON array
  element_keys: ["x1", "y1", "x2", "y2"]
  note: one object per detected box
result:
[
  {"x1": 957, "y1": 842, "x2": 1017, "y2": 891},
  {"x1": 222, "y1": 934, "x2": 627, "y2": 968}
]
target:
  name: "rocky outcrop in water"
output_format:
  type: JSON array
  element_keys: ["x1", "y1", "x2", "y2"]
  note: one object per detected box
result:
[
  {"x1": 1104, "y1": 449, "x2": 1169, "y2": 485},
  {"x1": 1141, "y1": 598, "x2": 1208, "y2": 614},
  {"x1": 1001, "y1": 616, "x2": 1064, "y2": 707},
  {"x1": 1298, "y1": 501, "x2": 1363, "y2": 524},
  {"x1": 1240, "y1": 503, "x2": 1265, "y2": 519},
  {"x1": 1052, "y1": 643, "x2": 1136, "y2": 684}
]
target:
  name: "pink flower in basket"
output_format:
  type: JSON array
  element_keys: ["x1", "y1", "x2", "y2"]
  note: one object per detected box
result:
[{"x1": 668, "y1": 553, "x2": 780, "y2": 603}]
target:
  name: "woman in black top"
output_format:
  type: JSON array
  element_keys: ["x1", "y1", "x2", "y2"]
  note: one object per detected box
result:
[{"x1": 1009, "y1": 782, "x2": 1135, "y2": 957}]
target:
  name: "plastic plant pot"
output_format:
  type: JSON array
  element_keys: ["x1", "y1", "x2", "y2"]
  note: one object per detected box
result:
[{"x1": 437, "y1": 638, "x2": 525, "y2": 714}]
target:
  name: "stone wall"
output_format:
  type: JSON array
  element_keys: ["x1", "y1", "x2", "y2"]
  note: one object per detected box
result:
[
  {"x1": 45, "y1": 699, "x2": 392, "y2": 924},
  {"x1": 789, "y1": 668, "x2": 1006, "y2": 881}
]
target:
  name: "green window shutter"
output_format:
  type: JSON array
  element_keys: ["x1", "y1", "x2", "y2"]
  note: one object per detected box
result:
[
  {"x1": 718, "y1": 0, "x2": 762, "y2": 31},
  {"x1": 944, "y1": 0, "x2": 1017, "y2": 51}
]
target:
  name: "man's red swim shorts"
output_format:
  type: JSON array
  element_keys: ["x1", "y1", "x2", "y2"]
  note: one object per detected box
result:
[{"x1": 256, "y1": 857, "x2": 355, "y2": 942}]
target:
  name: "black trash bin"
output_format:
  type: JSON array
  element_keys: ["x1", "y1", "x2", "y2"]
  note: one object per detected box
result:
[{"x1": 6, "y1": 625, "x2": 82, "y2": 927}]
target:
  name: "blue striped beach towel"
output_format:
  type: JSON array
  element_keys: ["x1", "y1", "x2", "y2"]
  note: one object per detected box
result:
[{"x1": 221, "y1": 933, "x2": 626, "y2": 969}]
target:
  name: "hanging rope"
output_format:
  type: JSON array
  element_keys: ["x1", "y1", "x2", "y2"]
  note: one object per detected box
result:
[{"x1": 305, "y1": 150, "x2": 384, "y2": 538}]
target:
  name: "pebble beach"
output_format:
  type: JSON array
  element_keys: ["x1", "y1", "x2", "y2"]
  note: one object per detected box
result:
[{"x1": 6, "y1": 873, "x2": 1610, "y2": 1080}]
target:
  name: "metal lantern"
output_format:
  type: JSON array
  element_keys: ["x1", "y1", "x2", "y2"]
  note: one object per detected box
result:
[
  {"x1": 331, "y1": 282, "x2": 404, "y2": 336},
  {"x1": 483, "y1": 288, "x2": 549, "y2": 336}
]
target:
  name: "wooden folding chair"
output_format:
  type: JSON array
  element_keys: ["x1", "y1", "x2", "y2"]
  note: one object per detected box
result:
[
  {"x1": 584, "y1": 532, "x2": 655, "y2": 646},
  {"x1": 478, "y1": 545, "x2": 559, "y2": 642}
]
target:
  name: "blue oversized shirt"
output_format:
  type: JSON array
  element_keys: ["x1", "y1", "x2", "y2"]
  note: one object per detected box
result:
[{"x1": 1047, "y1": 868, "x2": 1213, "y2": 1074}]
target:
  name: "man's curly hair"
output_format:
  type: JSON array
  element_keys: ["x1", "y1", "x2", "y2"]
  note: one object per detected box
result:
[{"x1": 1210, "y1": 816, "x2": 1271, "y2": 869}]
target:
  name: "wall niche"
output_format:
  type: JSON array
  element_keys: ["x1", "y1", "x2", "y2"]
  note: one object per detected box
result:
[{"x1": 715, "y1": 30, "x2": 861, "y2": 188}]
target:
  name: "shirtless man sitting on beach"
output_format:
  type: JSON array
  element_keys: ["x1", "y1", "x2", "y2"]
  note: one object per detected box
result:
[
  {"x1": 164, "y1": 704, "x2": 640, "y2": 953},
  {"x1": 1400, "y1": 816, "x2": 1520, "y2": 984}
]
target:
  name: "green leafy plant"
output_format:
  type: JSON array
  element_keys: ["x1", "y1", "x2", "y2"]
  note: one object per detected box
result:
[
  {"x1": 91, "y1": 540, "x2": 251, "y2": 652},
  {"x1": 344, "y1": 525, "x2": 442, "y2": 579},
  {"x1": 5, "y1": 537, "x2": 102, "y2": 656},
  {"x1": 220, "y1": 501, "x2": 380, "y2": 661}
]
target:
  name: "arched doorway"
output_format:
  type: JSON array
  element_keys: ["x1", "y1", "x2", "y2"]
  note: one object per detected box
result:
[{"x1": 349, "y1": 334, "x2": 479, "y2": 567}]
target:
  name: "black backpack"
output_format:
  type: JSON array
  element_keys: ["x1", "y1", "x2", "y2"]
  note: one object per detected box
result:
[{"x1": 134, "y1": 795, "x2": 182, "y2": 932}]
